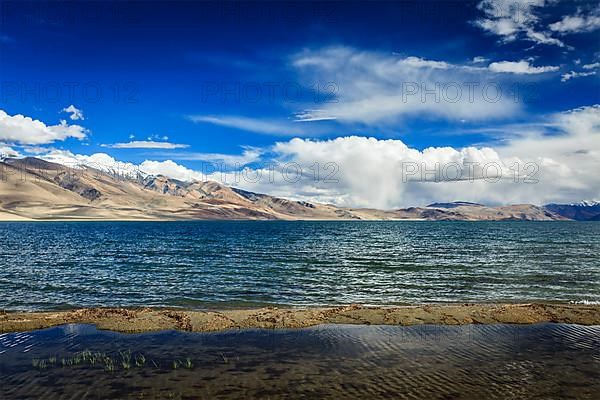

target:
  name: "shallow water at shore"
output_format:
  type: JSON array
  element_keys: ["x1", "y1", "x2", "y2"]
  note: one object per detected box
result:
[
  {"x1": 1, "y1": 323, "x2": 599, "y2": 399},
  {"x1": 1, "y1": 221, "x2": 599, "y2": 310}
]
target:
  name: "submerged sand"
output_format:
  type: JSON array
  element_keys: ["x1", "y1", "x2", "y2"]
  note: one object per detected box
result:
[{"x1": 1, "y1": 303, "x2": 599, "y2": 333}]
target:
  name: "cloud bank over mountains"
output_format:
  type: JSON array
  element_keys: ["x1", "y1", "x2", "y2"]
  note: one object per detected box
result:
[{"x1": 3, "y1": 104, "x2": 597, "y2": 209}]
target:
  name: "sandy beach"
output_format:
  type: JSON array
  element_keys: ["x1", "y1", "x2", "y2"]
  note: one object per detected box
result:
[{"x1": 1, "y1": 303, "x2": 598, "y2": 334}]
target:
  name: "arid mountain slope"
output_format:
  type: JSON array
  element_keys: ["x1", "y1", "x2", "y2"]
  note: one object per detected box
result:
[
  {"x1": 0, "y1": 157, "x2": 570, "y2": 221},
  {"x1": 0, "y1": 157, "x2": 342, "y2": 220}
]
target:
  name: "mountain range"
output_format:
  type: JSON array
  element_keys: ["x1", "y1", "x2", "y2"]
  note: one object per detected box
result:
[{"x1": 0, "y1": 157, "x2": 597, "y2": 221}]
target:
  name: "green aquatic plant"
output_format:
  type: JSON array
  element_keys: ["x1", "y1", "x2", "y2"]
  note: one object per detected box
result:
[
  {"x1": 135, "y1": 353, "x2": 146, "y2": 367},
  {"x1": 220, "y1": 352, "x2": 229, "y2": 364},
  {"x1": 31, "y1": 358, "x2": 49, "y2": 370},
  {"x1": 30, "y1": 349, "x2": 163, "y2": 373},
  {"x1": 103, "y1": 356, "x2": 115, "y2": 373},
  {"x1": 72, "y1": 353, "x2": 83, "y2": 366},
  {"x1": 183, "y1": 358, "x2": 193, "y2": 369},
  {"x1": 79, "y1": 349, "x2": 93, "y2": 363},
  {"x1": 172, "y1": 359, "x2": 181, "y2": 370},
  {"x1": 88, "y1": 353, "x2": 97, "y2": 365},
  {"x1": 119, "y1": 350, "x2": 132, "y2": 370}
]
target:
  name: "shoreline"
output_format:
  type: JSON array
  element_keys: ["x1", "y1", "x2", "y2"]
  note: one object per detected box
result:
[{"x1": 1, "y1": 303, "x2": 599, "y2": 333}]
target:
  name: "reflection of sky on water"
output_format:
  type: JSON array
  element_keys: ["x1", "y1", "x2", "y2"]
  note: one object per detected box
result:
[{"x1": 1, "y1": 323, "x2": 598, "y2": 399}]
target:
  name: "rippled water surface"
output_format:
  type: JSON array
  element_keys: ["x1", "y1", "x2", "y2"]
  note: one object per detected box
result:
[
  {"x1": 1, "y1": 323, "x2": 599, "y2": 399},
  {"x1": 1, "y1": 221, "x2": 599, "y2": 310}
]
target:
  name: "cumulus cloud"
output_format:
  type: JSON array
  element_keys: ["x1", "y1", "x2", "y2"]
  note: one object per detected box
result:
[
  {"x1": 0, "y1": 110, "x2": 87, "y2": 145},
  {"x1": 549, "y1": 8, "x2": 600, "y2": 33},
  {"x1": 265, "y1": 136, "x2": 516, "y2": 208},
  {"x1": 493, "y1": 105, "x2": 600, "y2": 200},
  {"x1": 137, "y1": 160, "x2": 205, "y2": 181},
  {"x1": 61, "y1": 105, "x2": 84, "y2": 121},
  {"x1": 290, "y1": 46, "x2": 522, "y2": 124},
  {"x1": 258, "y1": 105, "x2": 599, "y2": 207},
  {"x1": 474, "y1": 0, "x2": 565, "y2": 47},
  {"x1": 488, "y1": 60, "x2": 559, "y2": 74},
  {"x1": 102, "y1": 140, "x2": 190, "y2": 149}
]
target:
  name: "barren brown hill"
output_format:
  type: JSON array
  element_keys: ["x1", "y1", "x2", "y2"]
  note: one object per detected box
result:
[{"x1": 0, "y1": 157, "x2": 568, "y2": 221}]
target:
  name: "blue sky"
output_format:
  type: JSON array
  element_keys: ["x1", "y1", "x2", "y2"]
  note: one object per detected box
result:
[{"x1": 1, "y1": 1, "x2": 599, "y2": 207}]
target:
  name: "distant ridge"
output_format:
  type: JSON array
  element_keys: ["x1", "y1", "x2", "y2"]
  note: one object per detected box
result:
[
  {"x1": 0, "y1": 157, "x2": 581, "y2": 221},
  {"x1": 544, "y1": 202, "x2": 600, "y2": 221}
]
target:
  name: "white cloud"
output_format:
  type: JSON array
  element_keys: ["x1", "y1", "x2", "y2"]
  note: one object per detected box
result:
[
  {"x1": 554, "y1": 104, "x2": 600, "y2": 136},
  {"x1": 61, "y1": 105, "x2": 84, "y2": 121},
  {"x1": 559, "y1": 60, "x2": 600, "y2": 81},
  {"x1": 290, "y1": 46, "x2": 522, "y2": 124},
  {"x1": 102, "y1": 140, "x2": 190, "y2": 149},
  {"x1": 561, "y1": 70, "x2": 597, "y2": 82},
  {"x1": 138, "y1": 160, "x2": 205, "y2": 181},
  {"x1": 488, "y1": 60, "x2": 559, "y2": 74},
  {"x1": 583, "y1": 62, "x2": 600, "y2": 70},
  {"x1": 472, "y1": 56, "x2": 488, "y2": 64},
  {"x1": 265, "y1": 136, "x2": 514, "y2": 208},
  {"x1": 0, "y1": 144, "x2": 20, "y2": 158},
  {"x1": 0, "y1": 109, "x2": 87, "y2": 145},
  {"x1": 474, "y1": 0, "x2": 565, "y2": 47},
  {"x1": 263, "y1": 105, "x2": 600, "y2": 207},
  {"x1": 192, "y1": 47, "x2": 562, "y2": 131},
  {"x1": 524, "y1": 29, "x2": 565, "y2": 47},
  {"x1": 293, "y1": 110, "x2": 337, "y2": 122},
  {"x1": 188, "y1": 115, "x2": 308, "y2": 136},
  {"x1": 493, "y1": 105, "x2": 600, "y2": 201},
  {"x1": 396, "y1": 56, "x2": 451, "y2": 69},
  {"x1": 164, "y1": 148, "x2": 262, "y2": 166},
  {"x1": 549, "y1": 8, "x2": 600, "y2": 33}
]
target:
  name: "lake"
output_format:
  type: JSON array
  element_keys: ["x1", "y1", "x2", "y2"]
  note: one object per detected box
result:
[{"x1": 1, "y1": 221, "x2": 598, "y2": 310}]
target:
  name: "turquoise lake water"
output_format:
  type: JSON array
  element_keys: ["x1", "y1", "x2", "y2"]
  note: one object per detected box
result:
[{"x1": 1, "y1": 221, "x2": 599, "y2": 310}]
